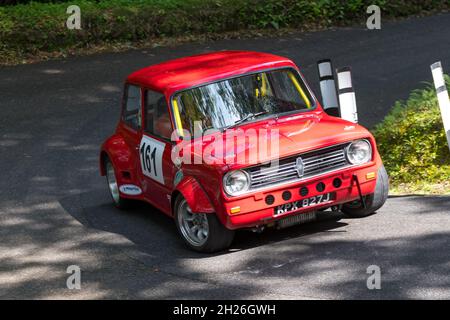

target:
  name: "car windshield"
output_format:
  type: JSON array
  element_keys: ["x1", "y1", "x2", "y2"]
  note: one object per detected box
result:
[{"x1": 173, "y1": 68, "x2": 315, "y2": 134}]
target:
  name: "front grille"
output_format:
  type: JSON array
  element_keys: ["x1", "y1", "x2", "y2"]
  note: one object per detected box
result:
[{"x1": 247, "y1": 143, "x2": 350, "y2": 190}]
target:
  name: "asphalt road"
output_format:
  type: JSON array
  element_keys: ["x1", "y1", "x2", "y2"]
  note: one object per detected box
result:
[{"x1": 1, "y1": 13, "x2": 450, "y2": 299}]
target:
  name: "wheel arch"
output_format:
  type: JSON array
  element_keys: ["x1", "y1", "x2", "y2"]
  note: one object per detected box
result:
[
  {"x1": 171, "y1": 176, "x2": 215, "y2": 215},
  {"x1": 99, "y1": 150, "x2": 109, "y2": 176},
  {"x1": 99, "y1": 134, "x2": 135, "y2": 178}
]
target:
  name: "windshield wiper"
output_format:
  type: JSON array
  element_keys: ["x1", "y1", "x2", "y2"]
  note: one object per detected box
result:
[{"x1": 222, "y1": 111, "x2": 269, "y2": 131}]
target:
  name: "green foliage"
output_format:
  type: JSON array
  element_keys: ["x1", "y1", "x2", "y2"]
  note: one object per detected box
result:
[
  {"x1": 0, "y1": 0, "x2": 448, "y2": 61},
  {"x1": 373, "y1": 75, "x2": 450, "y2": 189}
]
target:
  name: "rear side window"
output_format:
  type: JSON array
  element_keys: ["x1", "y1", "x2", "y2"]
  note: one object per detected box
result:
[
  {"x1": 144, "y1": 90, "x2": 172, "y2": 140},
  {"x1": 122, "y1": 85, "x2": 142, "y2": 130}
]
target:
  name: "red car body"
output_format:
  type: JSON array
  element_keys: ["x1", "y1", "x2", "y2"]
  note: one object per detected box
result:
[{"x1": 100, "y1": 51, "x2": 383, "y2": 232}]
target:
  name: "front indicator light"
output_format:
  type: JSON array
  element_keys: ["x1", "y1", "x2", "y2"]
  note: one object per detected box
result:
[
  {"x1": 230, "y1": 206, "x2": 241, "y2": 214},
  {"x1": 366, "y1": 172, "x2": 376, "y2": 180}
]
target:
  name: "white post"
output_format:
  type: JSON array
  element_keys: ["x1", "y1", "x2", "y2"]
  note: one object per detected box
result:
[
  {"x1": 336, "y1": 67, "x2": 358, "y2": 123},
  {"x1": 317, "y1": 59, "x2": 339, "y2": 116},
  {"x1": 430, "y1": 61, "x2": 450, "y2": 151}
]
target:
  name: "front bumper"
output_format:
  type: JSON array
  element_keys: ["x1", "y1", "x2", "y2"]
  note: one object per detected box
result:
[{"x1": 222, "y1": 163, "x2": 379, "y2": 229}]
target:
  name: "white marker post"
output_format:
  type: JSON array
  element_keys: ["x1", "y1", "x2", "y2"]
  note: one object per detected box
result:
[
  {"x1": 336, "y1": 67, "x2": 358, "y2": 123},
  {"x1": 431, "y1": 61, "x2": 450, "y2": 151},
  {"x1": 317, "y1": 59, "x2": 339, "y2": 116}
]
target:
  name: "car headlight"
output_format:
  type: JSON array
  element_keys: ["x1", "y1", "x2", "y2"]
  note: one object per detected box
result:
[
  {"x1": 346, "y1": 140, "x2": 372, "y2": 165},
  {"x1": 223, "y1": 170, "x2": 250, "y2": 196}
]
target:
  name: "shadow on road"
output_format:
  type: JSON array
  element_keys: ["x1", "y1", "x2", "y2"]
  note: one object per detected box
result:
[
  {"x1": 56, "y1": 192, "x2": 450, "y2": 299},
  {"x1": 3, "y1": 190, "x2": 450, "y2": 299},
  {"x1": 60, "y1": 192, "x2": 348, "y2": 259}
]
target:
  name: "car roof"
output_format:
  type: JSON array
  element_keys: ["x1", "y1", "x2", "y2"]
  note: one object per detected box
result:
[{"x1": 126, "y1": 50, "x2": 296, "y2": 95}]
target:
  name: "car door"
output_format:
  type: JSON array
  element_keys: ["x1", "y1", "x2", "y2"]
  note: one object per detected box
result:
[
  {"x1": 137, "y1": 89, "x2": 175, "y2": 213},
  {"x1": 119, "y1": 83, "x2": 143, "y2": 182}
]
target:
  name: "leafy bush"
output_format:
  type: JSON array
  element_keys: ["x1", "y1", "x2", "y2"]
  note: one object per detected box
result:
[
  {"x1": 0, "y1": 0, "x2": 448, "y2": 63},
  {"x1": 373, "y1": 75, "x2": 450, "y2": 193}
]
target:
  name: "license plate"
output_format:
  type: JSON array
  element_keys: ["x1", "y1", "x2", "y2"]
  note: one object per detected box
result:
[{"x1": 275, "y1": 193, "x2": 334, "y2": 216}]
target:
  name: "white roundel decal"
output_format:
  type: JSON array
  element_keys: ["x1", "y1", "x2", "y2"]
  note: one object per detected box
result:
[{"x1": 119, "y1": 184, "x2": 142, "y2": 195}]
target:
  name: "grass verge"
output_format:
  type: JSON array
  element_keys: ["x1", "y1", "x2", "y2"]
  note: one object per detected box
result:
[
  {"x1": 0, "y1": 0, "x2": 449, "y2": 65},
  {"x1": 373, "y1": 75, "x2": 450, "y2": 195}
]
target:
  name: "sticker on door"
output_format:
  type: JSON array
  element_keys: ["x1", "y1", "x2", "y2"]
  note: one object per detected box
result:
[{"x1": 139, "y1": 135, "x2": 165, "y2": 185}]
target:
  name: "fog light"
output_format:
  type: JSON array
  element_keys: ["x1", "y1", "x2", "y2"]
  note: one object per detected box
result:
[
  {"x1": 265, "y1": 195, "x2": 275, "y2": 205},
  {"x1": 300, "y1": 186, "x2": 309, "y2": 197},
  {"x1": 282, "y1": 191, "x2": 292, "y2": 201},
  {"x1": 316, "y1": 182, "x2": 326, "y2": 192},
  {"x1": 333, "y1": 178, "x2": 342, "y2": 188}
]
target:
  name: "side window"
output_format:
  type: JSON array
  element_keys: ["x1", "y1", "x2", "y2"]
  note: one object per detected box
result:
[
  {"x1": 144, "y1": 90, "x2": 172, "y2": 140},
  {"x1": 122, "y1": 85, "x2": 142, "y2": 130}
]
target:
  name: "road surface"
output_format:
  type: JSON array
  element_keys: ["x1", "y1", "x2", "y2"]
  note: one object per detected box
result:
[{"x1": 0, "y1": 13, "x2": 449, "y2": 299}]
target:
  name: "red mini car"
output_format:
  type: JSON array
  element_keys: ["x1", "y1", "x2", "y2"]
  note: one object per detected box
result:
[{"x1": 100, "y1": 51, "x2": 388, "y2": 252}]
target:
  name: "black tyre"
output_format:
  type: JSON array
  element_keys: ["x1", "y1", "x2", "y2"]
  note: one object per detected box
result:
[
  {"x1": 104, "y1": 157, "x2": 132, "y2": 209},
  {"x1": 342, "y1": 165, "x2": 389, "y2": 218},
  {"x1": 174, "y1": 195, "x2": 235, "y2": 253}
]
